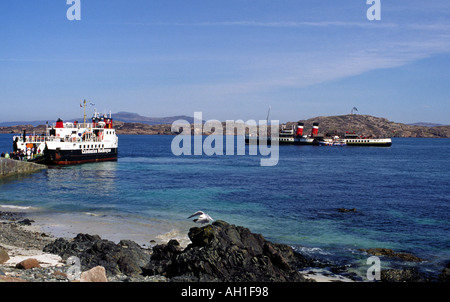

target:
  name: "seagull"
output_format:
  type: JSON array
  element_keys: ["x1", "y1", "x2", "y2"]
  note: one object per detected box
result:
[{"x1": 187, "y1": 211, "x2": 214, "y2": 224}]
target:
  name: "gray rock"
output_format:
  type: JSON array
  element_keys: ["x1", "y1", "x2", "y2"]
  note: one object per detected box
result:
[
  {"x1": 43, "y1": 233, "x2": 151, "y2": 277},
  {"x1": 381, "y1": 268, "x2": 426, "y2": 282},
  {"x1": 360, "y1": 248, "x2": 425, "y2": 262},
  {"x1": 143, "y1": 220, "x2": 313, "y2": 282}
]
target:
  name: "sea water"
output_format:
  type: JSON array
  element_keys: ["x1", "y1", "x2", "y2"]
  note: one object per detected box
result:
[{"x1": 0, "y1": 134, "x2": 449, "y2": 279}]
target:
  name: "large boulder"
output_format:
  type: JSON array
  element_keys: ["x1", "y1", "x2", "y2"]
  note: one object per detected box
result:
[
  {"x1": 43, "y1": 233, "x2": 151, "y2": 277},
  {"x1": 16, "y1": 258, "x2": 41, "y2": 270},
  {"x1": 143, "y1": 220, "x2": 312, "y2": 282},
  {"x1": 80, "y1": 266, "x2": 108, "y2": 282}
]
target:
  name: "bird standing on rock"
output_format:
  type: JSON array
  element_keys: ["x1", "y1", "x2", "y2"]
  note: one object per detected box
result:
[{"x1": 188, "y1": 211, "x2": 214, "y2": 224}]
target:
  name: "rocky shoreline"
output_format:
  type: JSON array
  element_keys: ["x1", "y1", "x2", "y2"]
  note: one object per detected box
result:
[{"x1": 0, "y1": 210, "x2": 448, "y2": 283}]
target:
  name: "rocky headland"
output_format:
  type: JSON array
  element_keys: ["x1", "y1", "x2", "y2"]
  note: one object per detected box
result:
[
  {"x1": 295, "y1": 114, "x2": 450, "y2": 138},
  {"x1": 1, "y1": 210, "x2": 448, "y2": 283}
]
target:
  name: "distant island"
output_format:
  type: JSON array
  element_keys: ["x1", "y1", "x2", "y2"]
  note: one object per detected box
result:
[
  {"x1": 0, "y1": 112, "x2": 196, "y2": 127},
  {"x1": 293, "y1": 114, "x2": 450, "y2": 138},
  {"x1": 0, "y1": 113, "x2": 449, "y2": 138}
]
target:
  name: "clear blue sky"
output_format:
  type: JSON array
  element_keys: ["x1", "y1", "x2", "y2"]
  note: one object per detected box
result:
[{"x1": 1, "y1": 0, "x2": 449, "y2": 124}]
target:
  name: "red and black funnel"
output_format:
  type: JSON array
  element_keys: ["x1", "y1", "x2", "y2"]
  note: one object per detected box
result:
[
  {"x1": 296, "y1": 123, "x2": 304, "y2": 136},
  {"x1": 311, "y1": 123, "x2": 319, "y2": 137}
]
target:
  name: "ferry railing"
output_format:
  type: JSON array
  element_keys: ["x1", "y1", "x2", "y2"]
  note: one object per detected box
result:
[{"x1": 17, "y1": 135, "x2": 105, "y2": 144}]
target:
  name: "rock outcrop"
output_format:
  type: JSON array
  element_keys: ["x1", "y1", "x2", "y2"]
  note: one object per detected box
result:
[
  {"x1": 360, "y1": 248, "x2": 425, "y2": 262},
  {"x1": 43, "y1": 233, "x2": 151, "y2": 277},
  {"x1": 143, "y1": 220, "x2": 313, "y2": 282},
  {"x1": 381, "y1": 268, "x2": 426, "y2": 282},
  {"x1": 43, "y1": 220, "x2": 314, "y2": 282}
]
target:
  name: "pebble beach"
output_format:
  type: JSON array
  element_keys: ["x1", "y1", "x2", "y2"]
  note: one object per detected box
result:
[{"x1": 0, "y1": 211, "x2": 166, "y2": 282}]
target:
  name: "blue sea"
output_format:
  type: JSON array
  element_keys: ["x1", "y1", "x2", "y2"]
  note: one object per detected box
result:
[{"x1": 0, "y1": 133, "x2": 449, "y2": 280}]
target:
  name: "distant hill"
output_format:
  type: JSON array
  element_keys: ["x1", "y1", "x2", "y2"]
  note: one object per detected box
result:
[
  {"x1": 0, "y1": 112, "x2": 195, "y2": 127},
  {"x1": 1, "y1": 113, "x2": 449, "y2": 138},
  {"x1": 112, "y1": 112, "x2": 196, "y2": 125},
  {"x1": 290, "y1": 114, "x2": 450, "y2": 138},
  {"x1": 0, "y1": 120, "x2": 50, "y2": 127}
]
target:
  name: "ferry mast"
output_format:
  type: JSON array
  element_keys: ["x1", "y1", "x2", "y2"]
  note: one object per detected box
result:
[{"x1": 81, "y1": 99, "x2": 86, "y2": 127}]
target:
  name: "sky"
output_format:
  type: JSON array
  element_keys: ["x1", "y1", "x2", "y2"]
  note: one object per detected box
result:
[{"x1": 0, "y1": 0, "x2": 449, "y2": 124}]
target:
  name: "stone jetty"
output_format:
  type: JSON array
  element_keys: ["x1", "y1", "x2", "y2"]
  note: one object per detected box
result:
[{"x1": 0, "y1": 158, "x2": 46, "y2": 178}]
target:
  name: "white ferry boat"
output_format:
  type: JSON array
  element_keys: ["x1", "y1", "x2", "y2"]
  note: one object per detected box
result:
[
  {"x1": 13, "y1": 105, "x2": 118, "y2": 165},
  {"x1": 343, "y1": 132, "x2": 392, "y2": 147}
]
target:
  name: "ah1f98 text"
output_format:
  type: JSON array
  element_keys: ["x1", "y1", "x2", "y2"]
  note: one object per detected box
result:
[{"x1": 224, "y1": 287, "x2": 269, "y2": 297}]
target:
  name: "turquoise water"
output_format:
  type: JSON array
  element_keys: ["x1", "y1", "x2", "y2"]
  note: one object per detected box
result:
[{"x1": 0, "y1": 134, "x2": 449, "y2": 279}]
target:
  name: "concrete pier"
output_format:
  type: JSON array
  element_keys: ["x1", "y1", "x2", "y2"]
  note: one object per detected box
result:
[{"x1": 0, "y1": 158, "x2": 47, "y2": 178}]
